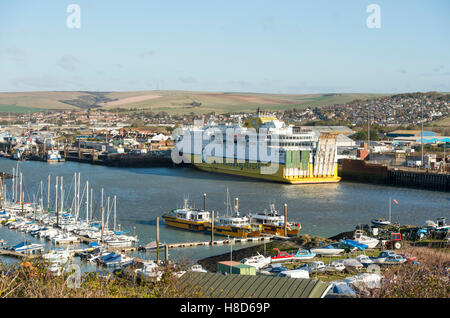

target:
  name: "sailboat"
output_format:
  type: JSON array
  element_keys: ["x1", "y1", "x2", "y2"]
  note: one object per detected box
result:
[{"x1": 371, "y1": 198, "x2": 397, "y2": 226}]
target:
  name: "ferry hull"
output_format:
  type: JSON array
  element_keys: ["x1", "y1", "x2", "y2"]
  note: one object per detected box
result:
[
  {"x1": 185, "y1": 155, "x2": 341, "y2": 184},
  {"x1": 261, "y1": 224, "x2": 301, "y2": 237},
  {"x1": 204, "y1": 223, "x2": 261, "y2": 238},
  {"x1": 162, "y1": 215, "x2": 207, "y2": 232}
]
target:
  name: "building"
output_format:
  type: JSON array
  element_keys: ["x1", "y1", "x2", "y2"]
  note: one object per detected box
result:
[
  {"x1": 217, "y1": 261, "x2": 256, "y2": 275},
  {"x1": 177, "y1": 272, "x2": 332, "y2": 298}
]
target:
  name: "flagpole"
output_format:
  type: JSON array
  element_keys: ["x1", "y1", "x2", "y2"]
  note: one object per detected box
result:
[{"x1": 389, "y1": 197, "x2": 391, "y2": 223}]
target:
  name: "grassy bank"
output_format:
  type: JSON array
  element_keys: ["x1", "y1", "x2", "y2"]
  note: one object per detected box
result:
[{"x1": 0, "y1": 260, "x2": 190, "y2": 298}]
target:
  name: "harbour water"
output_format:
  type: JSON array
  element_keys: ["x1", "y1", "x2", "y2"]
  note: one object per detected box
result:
[{"x1": 0, "y1": 159, "x2": 449, "y2": 262}]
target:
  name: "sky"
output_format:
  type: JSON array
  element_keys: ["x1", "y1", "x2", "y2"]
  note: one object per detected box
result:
[{"x1": 0, "y1": 0, "x2": 449, "y2": 94}]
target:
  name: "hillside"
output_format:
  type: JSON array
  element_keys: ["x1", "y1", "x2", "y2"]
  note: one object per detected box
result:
[{"x1": 0, "y1": 91, "x2": 385, "y2": 114}]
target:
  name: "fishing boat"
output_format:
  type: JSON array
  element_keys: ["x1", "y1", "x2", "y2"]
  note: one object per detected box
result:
[
  {"x1": 45, "y1": 149, "x2": 65, "y2": 163},
  {"x1": 353, "y1": 230, "x2": 379, "y2": 249},
  {"x1": 162, "y1": 197, "x2": 211, "y2": 232},
  {"x1": 240, "y1": 253, "x2": 271, "y2": 269},
  {"x1": 271, "y1": 248, "x2": 295, "y2": 263},
  {"x1": 248, "y1": 203, "x2": 301, "y2": 237},
  {"x1": 423, "y1": 217, "x2": 450, "y2": 231},
  {"x1": 203, "y1": 194, "x2": 261, "y2": 238},
  {"x1": 293, "y1": 249, "x2": 316, "y2": 260}
]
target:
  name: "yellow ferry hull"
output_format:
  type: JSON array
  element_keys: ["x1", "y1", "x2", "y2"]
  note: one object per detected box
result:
[
  {"x1": 162, "y1": 215, "x2": 207, "y2": 232},
  {"x1": 186, "y1": 155, "x2": 340, "y2": 184},
  {"x1": 260, "y1": 225, "x2": 301, "y2": 237},
  {"x1": 204, "y1": 223, "x2": 261, "y2": 238}
]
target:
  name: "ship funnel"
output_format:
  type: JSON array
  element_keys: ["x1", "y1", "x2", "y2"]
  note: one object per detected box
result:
[{"x1": 234, "y1": 197, "x2": 239, "y2": 216}]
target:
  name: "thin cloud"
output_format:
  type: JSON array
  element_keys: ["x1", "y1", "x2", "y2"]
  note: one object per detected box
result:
[{"x1": 57, "y1": 55, "x2": 80, "y2": 71}]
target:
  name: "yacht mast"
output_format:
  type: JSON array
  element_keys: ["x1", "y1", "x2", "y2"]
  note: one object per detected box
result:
[
  {"x1": 86, "y1": 180, "x2": 89, "y2": 223},
  {"x1": 12, "y1": 167, "x2": 15, "y2": 203},
  {"x1": 73, "y1": 172, "x2": 77, "y2": 216},
  {"x1": 47, "y1": 175, "x2": 50, "y2": 210},
  {"x1": 55, "y1": 176, "x2": 58, "y2": 226},
  {"x1": 90, "y1": 187, "x2": 93, "y2": 222},
  {"x1": 113, "y1": 195, "x2": 117, "y2": 233},
  {"x1": 60, "y1": 176, "x2": 64, "y2": 214}
]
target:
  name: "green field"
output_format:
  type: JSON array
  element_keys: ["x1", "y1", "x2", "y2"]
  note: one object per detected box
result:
[
  {"x1": 0, "y1": 104, "x2": 45, "y2": 113},
  {"x1": 0, "y1": 90, "x2": 386, "y2": 115}
]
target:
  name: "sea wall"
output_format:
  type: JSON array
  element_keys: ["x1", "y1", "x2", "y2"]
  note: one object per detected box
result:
[{"x1": 340, "y1": 159, "x2": 449, "y2": 192}]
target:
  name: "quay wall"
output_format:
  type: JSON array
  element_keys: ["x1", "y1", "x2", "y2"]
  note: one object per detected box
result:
[{"x1": 340, "y1": 159, "x2": 449, "y2": 192}]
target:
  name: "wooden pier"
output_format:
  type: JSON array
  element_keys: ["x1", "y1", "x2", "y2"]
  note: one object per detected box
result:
[
  {"x1": 0, "y1": 249, "x2": 40, "y2": 259},
  {"x1": 141, "y1": 236, "x2": 273, "y2": 251}
]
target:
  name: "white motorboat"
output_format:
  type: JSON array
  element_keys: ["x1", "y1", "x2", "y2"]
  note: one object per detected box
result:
[
  {"x1": 310, "y1": 261, "x2": 326, "y2": 273},
  {"x1": 135, "y1": 261, "x2": 163, "y2": 280},
  {"x1": 278, "y1": 268, "x2": 310, "y2": 279},
  {"x1": 189, "y1": 264, "x2": 207, "y2": 273},
  {"x1": 52, "y1": 233, "x2": 79, "y2": 244},
  {"x1": 355, "y1": 255, "x2": 375, "y2": 267},
  {"x1": 325, "y1": 262, "x2": 345, "y2": 272},
  {"x1": 310, "y1": 244, "x2": 345, "y2": 256},
  {"x1": 240, "y1": 253, "x2": 271, "y2": 269},
  {"x1": 42, "y1": 249, "x2": 73, "y2": 263},
  {"x1": 354, "y1": 230, "x2": 379, "y2": 249},
  {"x1": 371, "y1": 218, "x2": 391, "y2": 227}
]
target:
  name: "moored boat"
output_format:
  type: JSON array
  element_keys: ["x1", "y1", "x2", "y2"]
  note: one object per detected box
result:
[
  {"x1": 248, "y1": 203, "x2": 301, "y2": 237},
  {"x1": 204, "y1": 197, "x2": 261, "y2": 238},
  {"x1": 162, "y1": 198, "x2": 211, "y2": 232}
]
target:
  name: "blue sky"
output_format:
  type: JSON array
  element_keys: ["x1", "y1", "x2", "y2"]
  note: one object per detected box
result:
[{"x1": 0, "y1": 0, "x2": 449, "y2": 93}]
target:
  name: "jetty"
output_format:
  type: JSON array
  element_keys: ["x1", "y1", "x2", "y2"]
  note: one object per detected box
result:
[{"x1": 0, "y1": 249, "x2": 40, "y2": 259}]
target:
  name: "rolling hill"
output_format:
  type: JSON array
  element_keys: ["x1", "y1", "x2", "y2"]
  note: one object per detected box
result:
[{"x1": 0, "y1": 90, "x2": 386, "y2": 115}]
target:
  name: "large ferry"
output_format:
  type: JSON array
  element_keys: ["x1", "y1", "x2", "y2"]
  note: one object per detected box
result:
[
  {"x1": 162, "y1": 198, "x2": 211, "y2": 232},
  {"x1": 175, "y1": 109, "x2": 340, "y2": 184}
]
